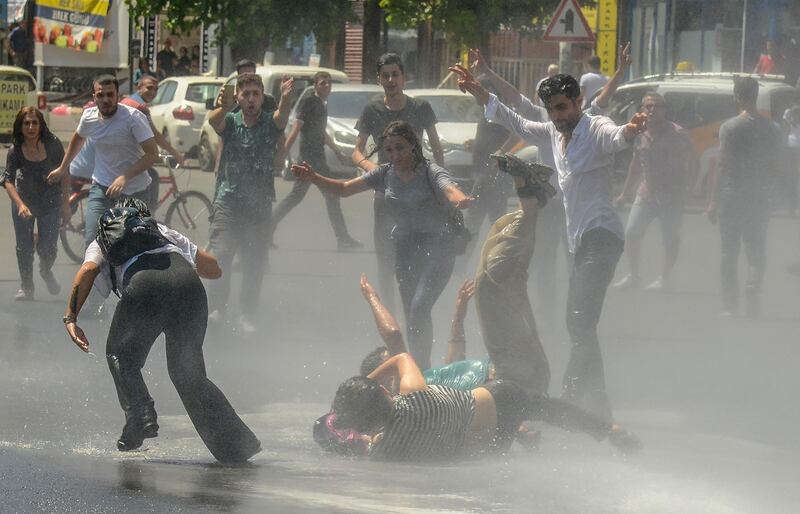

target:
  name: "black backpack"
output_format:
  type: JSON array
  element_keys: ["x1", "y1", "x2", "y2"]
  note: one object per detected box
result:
[{"x1": 96, "y1": 207, "x2": 170, "y2": 294}]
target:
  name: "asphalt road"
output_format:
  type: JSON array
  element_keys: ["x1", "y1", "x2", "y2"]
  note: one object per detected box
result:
[{"x1": 1, "y1": 151, "x2": 799, "y2": 513}]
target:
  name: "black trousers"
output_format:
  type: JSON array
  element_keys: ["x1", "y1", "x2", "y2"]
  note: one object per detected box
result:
[
  {"x1": 106, "y1": 253, "x2": 260, "y2": 462},
  {"x1": 562, "y1": 228, "x2": 623, "y2": 422},
  {"x1": 11, "y1": 204, "x2": 60, "y2": 292}
]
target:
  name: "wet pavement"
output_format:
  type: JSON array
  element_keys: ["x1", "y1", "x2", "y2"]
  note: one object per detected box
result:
[{"x1": 1, "y1": 160, "x2": 800, "y2": 512}]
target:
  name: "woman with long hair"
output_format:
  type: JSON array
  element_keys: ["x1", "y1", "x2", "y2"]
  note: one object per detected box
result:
[
  {"x1": 292, "y1": 120, "x2": 473, "y2": 369},
  {"x1": 0, "y1": 106, "x2": 67, "y2": 300}
]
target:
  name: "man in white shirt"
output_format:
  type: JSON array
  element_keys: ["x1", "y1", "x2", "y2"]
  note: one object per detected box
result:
[
  {"x1": 580, "y1": 56, "x2": 608, "y2": 109},
  {"x1": 450, "y1": 67, "x2": 646, "y2": 421},
  {"x1": 46, "y1": 75, "x2": 159, "y2": 247}
]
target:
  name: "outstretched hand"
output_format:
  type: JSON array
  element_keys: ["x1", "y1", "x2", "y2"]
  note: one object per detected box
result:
[
  {"x1": 448, "y1": 64, "x2": 490, "y2": 105},
  {"x1": 623, "y1": 112, "x2": 648, "y2": 140},
  {"x1": 290, "y1": 162, "x2": 317, "y2": 181},
  {"x1": 66, "y1": 323, "x2": 90, "y2": 353}
]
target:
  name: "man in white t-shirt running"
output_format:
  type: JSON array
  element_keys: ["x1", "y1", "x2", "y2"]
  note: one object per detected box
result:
[{"x1": 47, "y1": 74, "x2": 159, "y2": 247}]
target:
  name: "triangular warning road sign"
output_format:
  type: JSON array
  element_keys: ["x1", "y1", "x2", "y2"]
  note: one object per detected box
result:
[{"x1": 543, "y1": 0, "x2": 595, "y2": 43}]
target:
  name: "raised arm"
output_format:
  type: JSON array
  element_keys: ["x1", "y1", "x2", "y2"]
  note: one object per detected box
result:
[
  {"x1": 367, "y1": 353, "x2": 427, "y2": 395},
  {"x1": 291, "y1": 162, "x2": 372, "y2": 197},
  {"x1": 445, "y1": 280, "x2": 474, "y2": 364},
  {"x1": 593, "y1": 42, "x2": 632, "y2": 110},
  {"x1": 469, "y1": 48, "x2": 523, "y2": 107},
  {"x1": 63, "y1": 261, "x2": 101, "y2": 353},
  {"x1": 208, "y1": 87, "x2": 233, "y2": 135},
  {"x1": 272, "y1": 77, "x2": 295, "y2": 129},
  {"x1": 360, "y1": 274, "x2": 407, "y2": 355}
]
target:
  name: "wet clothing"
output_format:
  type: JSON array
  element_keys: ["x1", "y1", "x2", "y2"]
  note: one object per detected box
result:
[
  {"x1": 206, "y1": 197, "x2": 271, "y2": 317},
  {"x1": 423, "y1": 359, "x2": 492, "y2": 391},
  {"x1": 562, "y1": 227, "x2": 622, "y2": 421},
  {"x1": 717, "y1": 113, "x2": 781, "y2": 312},
  {"x1": 475, "y1": 209, "x2": 550, "y2": 399},
  {"x1": 363, "y1": 162, "x2": 460, "y2": 368},
  {"x1": 356, "y1": 95, "x2": 438, "y2": 312},
  {"x1": 215, "y1": 109, "x2": 282, "y2": 205},
  {"x1": 85, "y1": 242, "x2": 260, "y2": 463},
  {"x1": 370, "y1": 385, "x2": 475, "y2": 461},
  {"x1": 1, "y1": 135, "x2": 66, "y2": 292},
  {"x1": 208, "y1": 108, "x2": 282, "y2": 317}
]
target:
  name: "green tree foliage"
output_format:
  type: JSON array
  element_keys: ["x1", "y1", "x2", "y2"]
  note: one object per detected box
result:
[
  {"x1": 379, "y1": 0, "x2": 591, "y2": 47},
  {"x1": 125, "y1": 0, "x2": 354, "y2": 47}
]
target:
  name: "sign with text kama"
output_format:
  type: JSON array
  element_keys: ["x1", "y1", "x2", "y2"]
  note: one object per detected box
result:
[
  {"x1": 33, "y1": 0, "x2": 111, "y2": 52},
  {"x1": 543, "y1": 0, "x2": 594, "y2": 43}
]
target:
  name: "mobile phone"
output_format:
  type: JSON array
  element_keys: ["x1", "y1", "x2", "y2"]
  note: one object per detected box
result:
[{"x1": 222, "y1": 84, "x2": 235, "y2": 107}]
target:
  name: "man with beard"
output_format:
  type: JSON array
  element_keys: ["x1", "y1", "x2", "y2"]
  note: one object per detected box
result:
[
  {"x1": 450, "y1": 66, "x2": 646, "y2": 422},
  {"x1": 46, "y1": 75, "x2": 159, "y2": 248}
]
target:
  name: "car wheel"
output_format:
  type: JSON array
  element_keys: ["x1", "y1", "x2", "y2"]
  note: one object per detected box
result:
[{"x1": 198, "y1": 135, "x2": 214, "y2": 172}]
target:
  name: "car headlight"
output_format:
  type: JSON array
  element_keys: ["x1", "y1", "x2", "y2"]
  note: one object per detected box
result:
[{"x1": 334, "y1": 130, "x2": 357, "y2": 146}]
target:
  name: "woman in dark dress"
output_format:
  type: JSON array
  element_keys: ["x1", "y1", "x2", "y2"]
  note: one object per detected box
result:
[{"x1": 1, "y1": 106, "x2": 67, "y2": 300}]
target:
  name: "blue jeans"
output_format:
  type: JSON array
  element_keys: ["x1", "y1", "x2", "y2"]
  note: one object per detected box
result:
[
  {"x1": 394, "y1": 232, "x2": 456, "y2": 369},
  {"x1": 12, "y1": 204, "x2": 60, "y2": 291},
  {"x1": 84, "y1": 184, "x2": 151, "y2": 248}
]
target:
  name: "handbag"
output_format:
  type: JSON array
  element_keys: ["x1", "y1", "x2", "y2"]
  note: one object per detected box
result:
[{"x1": 423, "y1": 162, "x2": 472, "y2": 255}]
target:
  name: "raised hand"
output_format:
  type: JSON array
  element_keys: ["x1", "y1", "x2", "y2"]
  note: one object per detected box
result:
[
  {"x1": 620, "y1": 42, "x2": 632, "y2": 68},
  {"x1": 453, "y1": 279, "x2": 475, "y2": 321},
  {"x1": 623, "y1": 112, "x2": 647, "y2": 141},
  {"x1": 280, "y1": 76, "x2": 294, "y2": 98},
  {"x1": 468, "y1": 48, "x2": 489, "y2": 75},
  {"x1": 448, "y1": 64, "x2": 490, "y2": 105}
]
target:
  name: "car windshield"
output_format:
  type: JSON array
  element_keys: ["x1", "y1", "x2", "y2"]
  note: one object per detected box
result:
[
  {"x1": 185, "y1": 83, "x2": 223, "y2": 104},
  {"x1": 327, "y1": 91, "x2": 384, "y2": 118},
  {"x1": 414, "y1": 95, "x2": 483, "y2": 123}
]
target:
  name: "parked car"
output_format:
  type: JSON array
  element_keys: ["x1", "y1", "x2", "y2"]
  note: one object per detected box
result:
[
  {"x1": 606, "y1": 73, "x2": 796, "y2": 198},
  {"x1": 0, "y1": 65, "x2": 48, "y2": 141},
  {"x1": 148, "y1": 76, "x2": 225, "y2": 160},
  {"x1": 405, "y1": 88, "x2": 483, "y2": 186},
  {"x1": 196, "y1": 65, "x2": 349, "y2": 171},
  {"x1": 285, "y1": 83, "x2": 384, "y2": 178}
]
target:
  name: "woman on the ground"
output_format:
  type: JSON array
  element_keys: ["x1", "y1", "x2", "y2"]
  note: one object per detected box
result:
[
  {"x1": 1, "y1": 106, "x2": 68, "y2": 300},
  {"x1": 292, "y1": 120, "x2": 473, "y2": 369}
]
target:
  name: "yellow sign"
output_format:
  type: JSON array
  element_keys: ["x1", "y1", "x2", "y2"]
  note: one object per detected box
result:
[
  {"x1": 596, "y1": 0, "x2": 618, "y2": 76},
  {"x1": 0, "y1": 80, "x2": 29, "y2": 134}
]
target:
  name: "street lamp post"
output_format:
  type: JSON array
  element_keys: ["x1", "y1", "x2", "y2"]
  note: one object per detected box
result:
[{"x1": 740, "y1": 0, "x2": 748, "y2": 72}]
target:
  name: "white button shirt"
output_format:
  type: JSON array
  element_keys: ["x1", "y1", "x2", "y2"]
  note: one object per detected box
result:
[{"x1": 485, "y1": 93, "x2": 628, "y2": 253}]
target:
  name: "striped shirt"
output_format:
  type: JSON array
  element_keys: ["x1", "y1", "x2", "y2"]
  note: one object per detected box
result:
[{"x1": 370, "y1": 385, "x2": 476, "y2": 461}]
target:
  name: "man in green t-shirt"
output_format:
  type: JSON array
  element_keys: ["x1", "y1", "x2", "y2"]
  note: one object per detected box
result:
[{"x1": 206, "y1": 73, "x2": 294, "y2": 334}]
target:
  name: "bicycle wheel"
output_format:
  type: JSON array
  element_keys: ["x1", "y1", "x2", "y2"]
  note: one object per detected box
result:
[
  {"x1": 60, "y1": 194, "x2": 88, "y2": 264},
  {"x1": 165, "y1": 190, "x2": 213, "y2": 247}
]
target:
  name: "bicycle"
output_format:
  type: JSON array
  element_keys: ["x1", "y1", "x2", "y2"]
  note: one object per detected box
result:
[{"x1": 60, "y1": 155, "x2": 213, "y2": 264}]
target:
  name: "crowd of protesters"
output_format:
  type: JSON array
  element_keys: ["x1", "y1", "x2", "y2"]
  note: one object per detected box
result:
[{"x1": 0, "y1": 37, "x2": 798, "y2": 464}]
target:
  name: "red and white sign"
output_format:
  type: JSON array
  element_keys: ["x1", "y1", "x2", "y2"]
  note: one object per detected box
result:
[{"x1": 543, "y1": 0, "x2": 595, "y2": 43}]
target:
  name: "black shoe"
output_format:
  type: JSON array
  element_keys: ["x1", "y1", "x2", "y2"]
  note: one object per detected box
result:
[
  {"x1": 117, "y1": 410, "x2": 159, "y2": 452},
  {"x1": 41, "y1": 271, "x2": 61, "y2": 296},
  {"x1": 337, "y1": 237, "x2": 364, "y2": 251},
  {"x1": 14, "y1": 288, "x2": 34, "y2": 301},
  {"x1": 491, "y1": 153, "x2": 557, "y2": 205}
]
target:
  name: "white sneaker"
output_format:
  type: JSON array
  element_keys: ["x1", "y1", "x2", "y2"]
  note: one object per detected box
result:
[
  {"x1": 645, "y1": 276, "x2": 669, "y2": 292},
  {"x1": 612, "y1": 274, "x2": 641, "y2": 290}
]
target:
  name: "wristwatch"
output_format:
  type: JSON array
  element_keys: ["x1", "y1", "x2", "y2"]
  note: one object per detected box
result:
[{"x1": 62, "y1": 315, "x2": 77, "y2": 324}]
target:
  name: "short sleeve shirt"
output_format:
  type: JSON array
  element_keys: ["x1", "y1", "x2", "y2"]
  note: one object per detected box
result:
[
  {"x1": 216, "y1": 109, "x2": 283, "y2": 205},
  {"x1": 355, "y1": 95, "x2": 437, "y2": 163},
  {"x1": 579, "y1": 72, "x2": 608, "y2": 107},
  {"x1": 718, "y1": 113, "x2": 781, "y2": 194},
  {"x1": 296, "y1": 93, "x2": 327, "y2": 160},
  {"x1": 76, "y1": 104, "x2": 154, "y2": 194},
  {"x1": 120, "y1": 93, "x2": 152, "y2": 123},
  {"x1": 0, "y1": 133, "x2": 65, "y2": 212},
  {"x1": 361, "y1": 161, "x2": 456, "y2": 237}
]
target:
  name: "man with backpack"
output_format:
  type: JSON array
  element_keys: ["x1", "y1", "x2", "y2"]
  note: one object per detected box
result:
[{"x1": 61, "y1": 198, "x2": 261, "y2": 465}]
